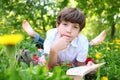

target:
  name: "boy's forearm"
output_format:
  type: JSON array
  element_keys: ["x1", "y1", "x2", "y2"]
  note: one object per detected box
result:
[
  {"x1": 75, "y1": 61, "x2": 86, "y2": 66},
  {"x1": 48, "y1": 47, "x2": 58, "y2": 67}
]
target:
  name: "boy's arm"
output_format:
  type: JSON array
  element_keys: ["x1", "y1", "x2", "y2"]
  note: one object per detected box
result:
[
  {"x1": 48, "y1": 36, "x2": 70, "y2": 68},
  {"x1": 75, "y1": 60, "x2": 94, "y2": 67},
  {"x1": 48, "y1": 46, "x2": 58, "y2": 67},
  {"x1": 75, "y1": 35, "x2": 89, "y2": 67},
  {"x1": 75, "y1": 61, "x2": 86, "y2": 66}
]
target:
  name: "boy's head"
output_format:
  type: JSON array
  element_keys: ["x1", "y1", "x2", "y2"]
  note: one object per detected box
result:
[{"x1": 56, "y1": 7, "x2": 86, "y2": 31}]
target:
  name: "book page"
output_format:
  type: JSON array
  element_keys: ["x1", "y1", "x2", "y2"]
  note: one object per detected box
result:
[{"x1": 66, "y1": 62, "x2": 105, "y2": 77}]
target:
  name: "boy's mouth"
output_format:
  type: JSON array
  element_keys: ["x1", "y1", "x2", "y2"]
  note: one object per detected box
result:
[{"x1": 62, "y1": 34, "x2": 71, "y2": 39}]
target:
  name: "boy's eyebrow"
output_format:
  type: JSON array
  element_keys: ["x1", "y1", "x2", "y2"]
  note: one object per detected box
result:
[
  {"x1": 74, "y1": 23, "x2": 79, "y2": 27},
  {"x1": 62, "y1": 21, "x2": 79, "y2": 27}
]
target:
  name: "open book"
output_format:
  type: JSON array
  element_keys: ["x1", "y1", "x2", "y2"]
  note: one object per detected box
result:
[{"x1": 66, "y1": 62, "x2": 105, "y2": 80}]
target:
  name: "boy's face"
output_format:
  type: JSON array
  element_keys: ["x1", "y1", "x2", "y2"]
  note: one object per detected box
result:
[{"x1": 57, "y1": 21, "x2": 80, "y2": 42}]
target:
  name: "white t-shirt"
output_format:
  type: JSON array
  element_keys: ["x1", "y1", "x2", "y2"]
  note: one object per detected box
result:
[{"x1": 44, "y1": 28, "x2": 89, "y2": 64}]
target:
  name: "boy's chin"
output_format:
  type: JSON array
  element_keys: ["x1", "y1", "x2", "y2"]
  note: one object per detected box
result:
[{"x1": 69, "y1": 39, "x2": 74, "y2": 42}]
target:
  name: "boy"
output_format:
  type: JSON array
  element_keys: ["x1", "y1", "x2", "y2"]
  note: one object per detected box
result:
[{"x1": 22, "y1": 7, "x2": 106, "y2": 68}]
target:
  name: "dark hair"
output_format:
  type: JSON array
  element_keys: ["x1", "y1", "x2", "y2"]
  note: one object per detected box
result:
[{"x1": 56, "y1": 7, "x2": 86, "y2": 31}]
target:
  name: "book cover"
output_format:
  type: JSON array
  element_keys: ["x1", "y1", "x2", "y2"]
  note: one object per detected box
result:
[{"x1": 66, "y1": 62, "x2": 105, "y2": 80}]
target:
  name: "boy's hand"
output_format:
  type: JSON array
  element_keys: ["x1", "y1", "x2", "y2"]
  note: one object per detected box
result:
[
  {"x1": 87, "y1": 61, "x2": 96, "y2": 74},
  {"x1": 49, "y1": 34, "x2": 71, "y2": 67},
  {"x1": 51, "y1": 35, "x2": 71, "y2": 52},
  {"x1": 87, "y1": 61, "x2": 95, "y2": 66}
]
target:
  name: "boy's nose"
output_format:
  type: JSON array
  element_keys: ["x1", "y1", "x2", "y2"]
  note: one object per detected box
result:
[{"x1": 66, "y1": 26, "x2": 72, "y2": 33}]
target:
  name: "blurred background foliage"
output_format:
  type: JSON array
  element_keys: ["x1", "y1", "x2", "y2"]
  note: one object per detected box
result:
[{"x1": 0, "y1": 0, "x2": 120, "y2": 39}]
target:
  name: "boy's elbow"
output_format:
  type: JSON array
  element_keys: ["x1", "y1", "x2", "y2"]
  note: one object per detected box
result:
[
  {"x1": 48, "y1": 61, "x2": 58, "y2": 69},
  {"x1": 48, "y1": 62, "x2": 54, "y2": 69},
  {"x1": 75, "y1": 61, "x2": 86, "y2": 66}
]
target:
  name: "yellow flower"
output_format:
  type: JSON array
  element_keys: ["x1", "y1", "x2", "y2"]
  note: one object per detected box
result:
[
  {"x1": 95, "y1": 52, "x2": 102, "y2": 59},
  {"x1": 0, "y1": 34, "x2": 23, "y2": 45},
  {"x1": 114, "y1": 46, "x2": 119, "y2": 49},
  {"x1": 116, "y1": 43, "x2": 120, "y2": 45},
  {"x1": 0, "y1": 21, "x2": 4, "y2": 24},
  {"x1": 115, "y1": 39, "x2": 120, "y2": 43},
  {"x1": 109, "y1": 42, "x2": 114, "y2": 45},
  {"x1": 106, "y1": 47, "x2": 110, "y2": 51},
  {"x1": 101, "y1": 76, "x2": 108, "y2": 80}
]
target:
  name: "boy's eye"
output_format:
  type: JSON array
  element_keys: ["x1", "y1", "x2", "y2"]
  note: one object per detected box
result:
[
  {"x1": 63, "y1": 23, "x2": 68, "y2": 25},
  {"x1": 74, "y1": 26, "x2": 79, "y2": 29},
  {"x1": 62, "y1": 22, "x2": 68, "y2": 26}
]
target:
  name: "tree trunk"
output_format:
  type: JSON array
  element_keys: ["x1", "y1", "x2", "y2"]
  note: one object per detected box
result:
[{"x1": 111, "y1": 23, "x2": 116, "y2": 38}]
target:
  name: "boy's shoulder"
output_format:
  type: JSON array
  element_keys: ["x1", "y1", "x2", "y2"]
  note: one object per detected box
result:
[
  {"x1": 78, "y1": 33, "x2": 88, "y2": 41},
  {"x1": 47, "y1": 28, "x2": 57, "y2": 34},
  {"x1": 47, "y1": 28, "x2": 57, "y2": 32},
  {"x1": 71, "y1": 34, "x2": 88, "y2": 47},
  {"x1": 77, "y1": 34, "x2": 88, "y2": 45}
]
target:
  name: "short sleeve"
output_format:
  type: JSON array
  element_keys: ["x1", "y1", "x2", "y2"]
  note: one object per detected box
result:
[
  {"x1": 43, "y1": 28, "x2": 57, "y2": 54},
  {"x1": 76, "y1": 35, "x2": 89, "y2": 62}
]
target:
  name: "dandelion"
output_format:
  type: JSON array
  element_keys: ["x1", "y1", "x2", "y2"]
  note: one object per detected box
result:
[
  {"x1": 114, "y1": 46, "x2": 119, "y2": 49},
  {"x1": 106, "y1": 47, "x2": 110, "y2": 51},
  {"x1": 115, "y1": 39, "x2": 120, "y2": 43},
  {"x1": 0, "y1": 34, "x2": 24, "y2": 72},
  {"x1": 116, "y1": 42, "x2": 120, "y2": 45},
  {"x1": 0, "y1": 34, "x2": 23, "y2": 45},
  {"x1": 109, "y1": 42, "x2": 114, "y2": 45},
  {"x1": 95, "y1": 52, "x2": 102, "y2": 59},
  {"x1": 0, "y1": 21, "x2": 4, "y2": 24},
  {"x1": 101, "y1": 76, "x2": 108, "y2": 80}
]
